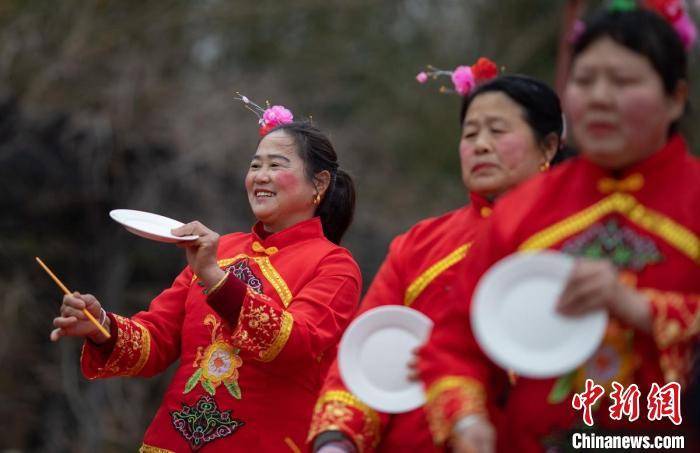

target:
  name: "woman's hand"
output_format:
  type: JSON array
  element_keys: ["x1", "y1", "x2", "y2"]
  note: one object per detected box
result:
[
  {"x1": 51, "y1": 292, "x2": 110, "y2": 344},
  {"x1": 407, "y1": 347, "x2": 420, "y2": 382},
  {"x1": 172, "y1": 221, "x2": 226, "y2": 289},
  {"x1": 557, "y1": 258, "x2": 651, "y2": 332},
  {"x1": 451, "y1": 415, "x2": 495, "y2": 453}
]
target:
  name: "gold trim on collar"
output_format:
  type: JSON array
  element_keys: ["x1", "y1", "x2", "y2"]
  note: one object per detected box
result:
[
  {"x1": 404, "y1": 243, "x2": 472, "y2": 306},
  {"x1": 519, "y1": 193, "x2": 699, "y2": 263},
  {"x1": 597, "y1": 173, "x2": 644, "y2": 194},
  {"x1": 253, "y1": 256, "x2": 293, "y2": 307},
  {"x1": 139, "y1": 445, "x2": 174, "y2": 453},
  {"x1": 252, "y1": 241, "x2": 279, "y2": 255}
]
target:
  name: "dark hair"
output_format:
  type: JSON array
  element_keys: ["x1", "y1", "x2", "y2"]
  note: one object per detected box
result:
[
  {"x1": 573, "y1": 8, "x2": 687, "y2": 134},
  {"x1": 268, "y1": 121, "x2": 356, "y2": 244},
  {"x1": 460, "y1": 75, "x2": 566, "y2": 163}
]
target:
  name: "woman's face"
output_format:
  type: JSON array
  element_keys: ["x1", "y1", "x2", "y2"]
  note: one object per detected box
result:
[
  {"x1": 459, "y1": 91, "x2": 553, "y2": 199},
  {"x1": 564, "y1": 37, "x2": 685, "y2": 170},
  {"x1": 245, "y1": 130, "x2": 317, "y2": 233}
]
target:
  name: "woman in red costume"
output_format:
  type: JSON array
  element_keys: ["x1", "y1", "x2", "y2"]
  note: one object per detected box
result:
[
  {"x1": 420, "y1": 6, "x2": 700, "y2": 453},
  {"x1": 50, "y1": 118, "x2": 362, "y2": 452},
  {"x1": 308, "y1": 74, "x2": 565, "y2": 452}
]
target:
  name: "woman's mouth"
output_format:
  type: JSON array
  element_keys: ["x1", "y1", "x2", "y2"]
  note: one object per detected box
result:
[
  {"x1": 586, "y1": 121, "x2": 617, "y2": 135},
  {"x1": 254, "y1": 189, "x2": 276, "y2": 199},
  {"x1": 471, "y1": 163, "x2": 498, "y2": 173}
]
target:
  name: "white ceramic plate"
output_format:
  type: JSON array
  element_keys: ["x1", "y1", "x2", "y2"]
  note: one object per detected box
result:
[
  {"x1": 471, "y1": 251, "x2": 608, "y2": 378},
  {"x1": 109, "y1": 209, "x2": 198, "y2": 243},
  {"x1": 338, "y1": 305, "x2": 433, "y2": 414}
]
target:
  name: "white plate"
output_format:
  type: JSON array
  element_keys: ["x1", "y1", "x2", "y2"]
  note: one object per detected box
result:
[
  {"x1": 338, "y1": 305, "x2": 433, "y2": 414},
  {"x1": 471, "y1": 251, "x2": 608, "y2": 378},
  {"x1": 109, "y1": 209, "x2": 198, "y2": 243}
]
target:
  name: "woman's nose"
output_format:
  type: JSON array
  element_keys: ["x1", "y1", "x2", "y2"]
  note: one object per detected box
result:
[
  {"x1": 474, "y1": 134, "x2": 492, "y2": 154},
  {"x1": 254, "y1": 168, "x2": 271, "y2": 183}
]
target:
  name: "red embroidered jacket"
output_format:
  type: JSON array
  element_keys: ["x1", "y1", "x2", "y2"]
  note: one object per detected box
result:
[
  {"x1": 81, "y1": 217, "x2": 361, "y2": 452},
  {"x1": 308, "y1": 195, "x2": 496, "y2": 452},
  {"x1": 419, "y1": 135, "x2": 700, "y2": 452}
]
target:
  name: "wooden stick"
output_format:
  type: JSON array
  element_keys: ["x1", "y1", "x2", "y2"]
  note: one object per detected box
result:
[{"x1": 35, "y1": 257, "x2": 111, "y2": 339}]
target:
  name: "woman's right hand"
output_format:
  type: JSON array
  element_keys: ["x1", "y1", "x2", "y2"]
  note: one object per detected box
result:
[
  {"x1": 451, "y1": 415, "x2": 496, "y2": 453},
  {"x1": 50, "y1": 292, "x2": 110, "y2": 344}
]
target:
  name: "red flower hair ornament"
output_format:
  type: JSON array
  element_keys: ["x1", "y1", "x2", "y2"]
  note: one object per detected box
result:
[{"x1": 416, "y1": 57, "x2": 500, "y2": 96}]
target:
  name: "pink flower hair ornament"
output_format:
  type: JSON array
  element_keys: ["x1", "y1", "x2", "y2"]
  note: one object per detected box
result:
[
  {"x1": 603, "y1": 0, "x2": 698, "y2": 50},
  {"x1": 234, "y1": 92, "x2": 294, "y2": 137},
  {"x1": 416, "y1": 57, "x2": 500, "y2": 97}
]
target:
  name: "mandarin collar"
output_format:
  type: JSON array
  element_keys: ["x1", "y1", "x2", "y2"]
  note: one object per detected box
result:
[
  {"x1": 251, "y1": 217, "x2": 325, "y2": 252},
  {"x1": 580, "y1": 134, "x2": 687, "y2": 180},
  {"x1": 469, "y1": 192, "x2": 495, "y2": 218}
]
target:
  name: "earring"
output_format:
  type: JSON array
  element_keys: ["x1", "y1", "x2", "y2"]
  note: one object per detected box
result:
[
  {"x1": 539, "y1": 161, "x2": 550, "y2": 172},
  {"x1": 313, "y1": 193, "x2": 321, "y2": 205}
]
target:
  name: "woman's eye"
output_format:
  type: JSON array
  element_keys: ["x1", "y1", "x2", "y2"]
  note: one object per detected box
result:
[
  {"x1": 464, "y1": 132, "x2": 477, "y2": 139},
  {"x1": 613, "y1": 76, "x2": 638, "y2": 86},
  {"x1": 250, "y1": 163, "x2": 260, "y2": 169},
  {"x1": 573, "y1": 76, "x2": 593, "y2": 86}
]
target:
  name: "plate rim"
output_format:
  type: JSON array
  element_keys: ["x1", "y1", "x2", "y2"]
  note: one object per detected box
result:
[
  {"x1": 109, "y1": 208, "x2": 198, "y2": 242},
  {"x1": 471, "y1": 251, "x2": 608, "y2": 378},
  {"x1": 338, "y1": 305, "x2": 433, "y2": 413}
]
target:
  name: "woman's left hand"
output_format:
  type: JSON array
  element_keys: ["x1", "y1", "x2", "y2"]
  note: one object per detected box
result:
[
  {"x1": 172, "y1": 221, "x2": 226, "y2": 289},
  {"x1": 407, "y1": 347, "x2": 420, "y2": 382},
  {"x1": 557, "y1": 258, "x2": 651, "y2": 332}
]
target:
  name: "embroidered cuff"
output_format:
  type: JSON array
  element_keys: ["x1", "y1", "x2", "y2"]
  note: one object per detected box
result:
[
  {"x1": 424, "y1": 376, "x2": 487, "y2": 445},
  {"x1": 81, "y1": 313, "x2": 151, "y2": 379},
  {"x1": 645, "y1": 289, "x2": 700, "y2": 384},
  {"x1": 206, "y1": 273, "x2": 247, "y2": 324},
  {"x1": 230, "y1": 292, "x2": 294, "y2": 362},
  {"x1": 308, "y1": 390, "x2": 381, "y2": 453},
  {"x1": 646, "y1": 289, "x2": 699, "y2": 349}
]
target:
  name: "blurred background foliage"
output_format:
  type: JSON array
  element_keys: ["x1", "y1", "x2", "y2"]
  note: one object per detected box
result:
[{"x1": 0, "y1": 1, "x2": 698, "y2": 451}]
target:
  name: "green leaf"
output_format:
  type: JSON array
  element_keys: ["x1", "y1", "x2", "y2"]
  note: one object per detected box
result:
[
  {"x1": 548, "y1": 370, "x2": 577, "y2": 404},
  {"x1": 201, "y1": 379, "x2": 216, "y2": 396},
  {"x1": 184, "y1": 368, "x2": 203, "y2": 394},
  {"x1": 609, "y1": 0, "x2": 637, "y2": 12},
  {"x1": 225, "y1": 380, "x2": 242, "y2": 399}
]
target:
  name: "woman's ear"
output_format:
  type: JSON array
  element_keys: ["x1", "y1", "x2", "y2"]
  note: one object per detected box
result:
[
  {"x1": 668, "y1": 79, "x2": 689, "y2": 123},
  {"x1": 540, "y1": 132, "x2": 560, "y2": 165},
  {"x1": 314, "y1": 170, "x2": 331, "y2": 198}
]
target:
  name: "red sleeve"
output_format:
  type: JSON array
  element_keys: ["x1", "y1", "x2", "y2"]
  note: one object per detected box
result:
[
  {"x1": 230, "y1": 249, "x2": 361, "y2": 366},
  {"x1": 308, "y1": 359, "x2": 388, "y2": 452},
  {"x1": 418, "y1": 220, "x2": 509, "y2": 445},
  {"x1": 81, "y1": 266, "x2": 192, "y2": 379},
  {"x1": 307, "y1": 238, "x2": 407, "y2": 450},
  {"x1": 206, "y1": 272, "x2": 248, "y2": 325},
  {"x1": 645, "y1": 288, "x2": 700, "y2": 385}
]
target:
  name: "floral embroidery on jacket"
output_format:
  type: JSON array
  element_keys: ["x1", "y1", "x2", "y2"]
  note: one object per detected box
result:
[
  {"x1": 562, "y1": 219, "x2": 662, "y2": 271},
  {"x1": 171, "y1": 395, "x2": 244, "y2": 450},
  {"x1": 184, "y1": 315, "x2": 243, "y2": 399},
  {"x1": 227, "y1": 258, "x2": 263, "y2": 294}
]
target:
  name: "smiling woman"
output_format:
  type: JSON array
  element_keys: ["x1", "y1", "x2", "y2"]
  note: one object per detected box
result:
[{"x1": 49, "y1": 119, "x2": 362, "y2": 452}]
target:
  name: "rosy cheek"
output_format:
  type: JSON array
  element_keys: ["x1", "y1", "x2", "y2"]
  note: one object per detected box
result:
[
  {"x1": 459, "y1": 140, "x2": 477, "y2": 167},
  {"x1": 563, "y1": 87, "x2": 585, "y2": 124},
  {"x1": 244, "y1": 172, "x2": 254, "y2": 192},
  {"x1": 273, "y1": 170, "x2": 303, "y2": 191},
  {"x1": 494, "y1": 134, "x2": 532, "y2": 169},
  {"x1": 617, "y1": 91, "x2": 662, "y2": 128}
]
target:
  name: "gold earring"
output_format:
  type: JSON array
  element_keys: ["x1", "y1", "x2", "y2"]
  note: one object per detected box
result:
[
  {"x1": 539, "y1": 161, "x2": 550, "y2": 172},
  {"x1": 313, "y1": 193, "x2": 321, "y2": 205}
]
